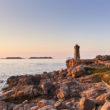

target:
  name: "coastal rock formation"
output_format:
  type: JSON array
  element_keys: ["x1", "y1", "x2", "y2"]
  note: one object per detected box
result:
[
  {"x1": 0, "y1": 101, "x2": 8, "y2": 110},
  {"x1": 67, "y1": 65, "x2": 85, "y2": 78},
  {"x1": 0, "y1": 66, "x2": 110, "y2": 110},
  {"x1": 79, "y1": 97, "x2": 95, "y2": 110},
  {"x1": 101, "y1": 101, "x2": 110, "y2": 110},
  {"x1": 57, "y1": 84, "x2": 69, "y2": 99},
  {"x1": 96, "y1": 55, "x2": 110, "y2": 61},
  {"x1": 66, "y1": 59, "x2": 95, "y2": 69},
  {"x1": 96, "y1": 93, "x2": 110, "y2": 104},
  {"x1": 40, "y1": 81, "x2": 54, "y2": 94},
  {"x1": 1, "y1": 45, "x2": 110, "y2": 109}
]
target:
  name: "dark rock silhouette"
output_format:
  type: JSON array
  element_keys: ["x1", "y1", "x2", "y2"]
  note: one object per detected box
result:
[
  {"x1": 29, "y1": 57, "x2": 53, "y2": 59},
  {"x1": 5, "y1": 57, "x2": 24, "y2": 59}
]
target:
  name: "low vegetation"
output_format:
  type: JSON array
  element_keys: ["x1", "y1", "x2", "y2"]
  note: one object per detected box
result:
[
  {"x1": 85, "y1": 65, "x2": 110, "y2": 85},
  {"x1": 85, "y1": 65, "x2": 110, "y2": 73}
]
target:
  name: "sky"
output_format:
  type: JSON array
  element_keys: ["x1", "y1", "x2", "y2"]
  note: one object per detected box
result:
[{"x1": 0, "y1": 0, "x2": 110, "y2": 58}]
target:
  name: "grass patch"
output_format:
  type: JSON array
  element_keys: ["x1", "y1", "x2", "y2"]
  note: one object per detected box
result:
[
  {"x1": 85, "y1": 65, "x2": 110, "y2": 74},
  {"x1": 85, "y1": 65, "x2": 110, "y2": 84},
  {"x1": 92, "y1": 73, "x2": 103, "y2": 82}
]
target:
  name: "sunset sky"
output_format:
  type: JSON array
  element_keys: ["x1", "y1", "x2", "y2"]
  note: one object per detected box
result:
[{"x1": 0, "y1": 0, "x2": 110, "y2": 58}]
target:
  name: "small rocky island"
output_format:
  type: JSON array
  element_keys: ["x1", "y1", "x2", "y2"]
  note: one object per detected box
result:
[
  {"x1": 3, "y1": 57, "x2": 53, "y2": 59},
  {"x1": 5, "y1": 57, "x2": 24, "y2": 59},
  {"x1": 29, "y1": 57, "x2": 53, "y2": 59},
  {"x1": 1, "y1": 44, "x2": 110, "y2": 110}
]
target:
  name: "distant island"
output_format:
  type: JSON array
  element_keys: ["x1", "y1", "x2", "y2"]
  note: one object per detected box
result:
[
  {"x1": 29, "y1": 57, "x2": 53, "y2": 59},
  {"x1": 0, "y1": 57, "x2": 53, "y2": 59},
  {"x1": 5, "y1": 57, "x2": 24, "y2": 59}
]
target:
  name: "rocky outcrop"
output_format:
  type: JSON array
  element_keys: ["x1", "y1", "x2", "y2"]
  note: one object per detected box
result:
[
  {"x1": 38, "y1": 105, "x2": 56, "y2": 110},
  {"x1": 1, "y1": 85, "x2": 41, "y2": 103},
  {"x1": 101, "y1": 101, "x2": 110, "y2": 110},
  {"x1": 0, "y1": 101, "x2": 8, "y2": 110},
  {"x1": 40, "y1": 81, "x2": 54, "y2": 94},
  {"x1": 1, "y1": 64, "x2": 110, "y2": 110},
  {"x1": 81, "y1": 88, "x2": 107, "y2": 99},
  {"x1": 96, "y1": 93, "x2": 110, "y2": 104},
  {"x1": 66, "y1": 58, "x2": 95, "y2": 69},
  {"x1": 79, "y1": 97, "x2": 95, "y2": 110},
  {"x1": 67, "y1": 65, "x2": 85, "y2": 78},
  {"x1": 96, "y1": 55, "x2": 110, "y2": 61},
  {"x1": 57, "y1": 84, "x2": 69, "y2": 99}
]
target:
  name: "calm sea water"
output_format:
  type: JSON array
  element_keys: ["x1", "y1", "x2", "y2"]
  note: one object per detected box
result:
[{"x1": 0, "y1": 59, "x2": 66, "y2": 92}]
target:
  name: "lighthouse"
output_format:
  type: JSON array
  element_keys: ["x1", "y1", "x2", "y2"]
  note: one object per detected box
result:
[{"x1": 74, "y1": 44, "x2": 80, "y2": 61}]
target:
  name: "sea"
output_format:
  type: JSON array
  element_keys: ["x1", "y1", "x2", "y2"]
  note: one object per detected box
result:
[{"x1": 0, "y1": 59, "x2": 66, "y2": 93}]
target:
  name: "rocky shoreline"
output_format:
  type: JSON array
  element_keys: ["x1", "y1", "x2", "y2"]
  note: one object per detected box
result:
[{"x1": 0, "y1": 63, "x2": 110, "y2": 110}]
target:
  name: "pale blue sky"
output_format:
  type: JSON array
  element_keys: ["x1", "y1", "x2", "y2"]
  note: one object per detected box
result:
[{"x1": 0, "y1": 0, "x2": 110, "y2": 58}]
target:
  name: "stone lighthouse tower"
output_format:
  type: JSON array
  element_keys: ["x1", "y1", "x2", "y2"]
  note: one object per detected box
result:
[{"x1": 74, "y1": 44, "x2": 80, "y2": 61}]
